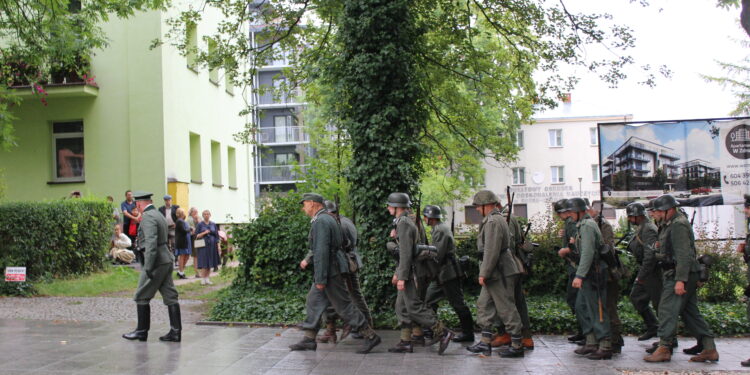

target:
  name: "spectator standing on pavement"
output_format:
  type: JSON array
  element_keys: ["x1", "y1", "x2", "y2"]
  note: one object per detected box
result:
[
  {"x1": 121, "y1": 190, "x2": 137, "y2": 246},
  {"x1": 110, "y1": 224, "x2": 135, "y2": 264},
  {"x1": 186, "y1": 207, "x2": 200, "y2": 277},
  {"x1": 174, "y1": 208, "x2": 191, "y2": 279},
  {"x1": 159, "y1": 195, "x2": 179, "y2": 257},
  {"x1": 195, "y1": 210, "x2": 219, "y2": 285}
]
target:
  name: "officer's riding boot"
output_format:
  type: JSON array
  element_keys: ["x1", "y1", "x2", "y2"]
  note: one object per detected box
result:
[
  {"x1": 491, "y1": 333, "x2": 511, "y2": 347},
  {"x1": 355, "y1": 326, "x2": 381, "y2": 354},
  {"x1": 317, "y1": 321, "x2": 337, "y2": 344},
  {"x1": 289, "y1": 331, "x2": 318, "y2": 351},
  {"x1": 644, "y1": 345, "x2": 672, "y2": 362},
  {"x1": 498, "y1": 336, "x2": 525, "y2": 358},
  {"x1": 466, "y1": 332, "x2": 492, "y2": 356},
  {"x1": 574, "y1": 334, "x2": 598, "y2": 356},
  {"x1": 689, "y1": 337, "x2": 719, "y2": 362},
  {"x1": 159, "y1": 304, "x2": 182, "y2": 342},
  {"x1": 122, "y1": 304, "x2": 150, "y2": 341},
  {"x1": 682, "y1": 337, "x2": 704, "y2": 355},
  {"x1": 452, "y1": 315, "x2": 475, "y2": 342},
  {"x1": 638, "y1": 309, "x2": 658, "y2": 341},
  {"x1": 411, "y1": 326, "x2": 425, "y2": 346},
  {"x1": 388, "y1": 326, "x2": 414, "y2": 353},
  {"x1": 587, "y1": 339, "x2": 612, "y2": 360}
]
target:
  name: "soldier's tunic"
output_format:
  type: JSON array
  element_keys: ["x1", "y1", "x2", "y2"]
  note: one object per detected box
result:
[
  {"x1": 476, "y1": 208, "x2": 523, "y2": 336},
  {"x1": 628, "y1": 219, "x2": 662, "y2": 330},
  {"x1": 655, "y1": 211, "x2": 715, "y2": 350},
  {"x1": 394, "y1": 212, "x2": 437, "y2": 330},
  {"x1": 496, "y1": 214, "x2": 531, "y2": 338},
  {"x1": 599, "y1": 219, "x2": 623, "y2": 347},
  {"x1": 301, "y1": 209, "x2": 368, "y2": 334},
  {"x1": 574, "y1": 213, "x2": 610, "y2": 347},
  {"x1": 563, "y1": 217, "x2": 580, "y2": 314},
  {"x1": 134, "y1": 205, "x2": 179, "y2": 306}
]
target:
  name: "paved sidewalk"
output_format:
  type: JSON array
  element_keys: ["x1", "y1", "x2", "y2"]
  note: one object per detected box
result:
[{"x1": 2, "y1": 319, "x2": 750, "y2": 375}]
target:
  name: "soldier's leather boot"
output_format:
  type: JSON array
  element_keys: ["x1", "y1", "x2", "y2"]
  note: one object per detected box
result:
[
  {"x1": 452, "y1": 331, "x2": 474, "y2": 342},
  {"x1": 317, "y1": 322, "x2": 337, "y2": 343},
  {"x1": 491, "y1": 333, "x2": 511, "y2": 347},
  {"x1": 689, "y1": 349, "x2": 719, "y2": 362},
  {"x1": 339, "y1": 324, "x2": 352, "y2": 341},
  {"x1": 356, "y1": 328, "x2": 381, "y2": 354},
  {"x1": 567, "y1": 332, "x2": 585, "y2": 342},
  {"x1": 387, "y1": 340, "x2": 413, "y2": 353},
  {"x1": 741, "y1": 358, "x2": 750, "y2": 367},
  {"x1": 643, "y1": 346, "x2": 672, "y2": 362},
  {"x1": 587, "y1": 349, "x2": 613, "y2": 360},
  {"x1": 159, "y1": 304, "x2": 181, "y2": 342},
  {"x1": 350, "y1": 331, "x2": 364, "y2": 339},
  {"x1": 574, "y1": 345, "x2": 597, "y2": 356},
  {"x1": 466, "y1": 332, "x2": 492, "y2": 356},
  {"x1": 498, "y1": 336, "x2": 524, "y2": 358},
  {"x1": 411, "y1": 335, "x2": 425, "y2": 346},
  {"x1": 638, "y1": 309, "x2": 658, "y2": 341},
  {"x1": 123, "y1": 304, "x2": 150, "y2": 341},
  {"x1": 682, "y1": 340, "x2": 704, "y2": 355},
  {"x1": 522, "y1": 337, "x2": 534, "y2": 350},
  {"x1": 453, "y1": 312, "x2": 475, "y2": 342},
  {"x1": 289, "y1": 336, "x2": 317, "y2": 351}
]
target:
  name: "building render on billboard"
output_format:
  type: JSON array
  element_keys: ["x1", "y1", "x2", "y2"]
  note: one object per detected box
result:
[{"x1": 601, "y1": 136, "x2": 681, "y2": 180}]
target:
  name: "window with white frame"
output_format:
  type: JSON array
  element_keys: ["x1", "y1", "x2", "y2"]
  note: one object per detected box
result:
[
  {"x1": 513, "y1": 130, "x2": 524, "y2": 149},
  {"x1": 274, "y1": 115, "x2": 293, "y2": 142},
  {"x1": 53, "y1": 121, "x2": 84, "y2": 181},
  {"x1": 590, "y1": 127, "x2": 598, "y2": 145},
  {"x1": 592, "y1": 164, "x2": 600, "y2": 182},
  {"x1": 548, "y1": 129, "x2": 563, "y2": 147},
  {"x1": 512, "y1": 167, "x2": 525, "y2": 185},
  {"x1": 551, "y1": 166, "x2": 565, "y2": 183}
]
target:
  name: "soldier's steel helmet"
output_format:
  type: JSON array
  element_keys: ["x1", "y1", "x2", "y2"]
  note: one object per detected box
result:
[
  {"x1": 324, "y1": 200, "x2": 338, "y2": 213},
  {"x1": 472, "y1": 190, "x2": 499, "y2": 206},
  {"x1": 386, "y1": 192, "x2": 412, "y2": 208},
  {"x1": 422, "y1": 205, "x2": 442, "y2": 219},
  {"x1": 652, "y1": 194, "x2": 679, "y2": 211},
  {"x1": 566, "y1": 197, "x2": 588, "y2": 212},
  {"x1": 626, "y1": 202, "x2": 647, "y2": 217},
  {"x1": 553, "y1": 199, "x2": 569, "y2": 213}
]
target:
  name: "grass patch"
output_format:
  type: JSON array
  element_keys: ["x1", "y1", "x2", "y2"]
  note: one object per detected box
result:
[{"x1": 36, "y1": 265, "x2": 140, "y2": 297}]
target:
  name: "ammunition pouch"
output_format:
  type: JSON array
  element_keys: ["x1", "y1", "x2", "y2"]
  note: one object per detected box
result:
[
  {"x1": 416, "y1": 245, "x2": 438, "y2": 262},
  {"x1": 657, "y1": 259, "x2": 676, "y2": 271},
  {"x1": 697, "y1": 254, "x2": 714, "y2": 283},
  {"x1": 458, "y1": 255, "x2": 471, "y2": 277}
]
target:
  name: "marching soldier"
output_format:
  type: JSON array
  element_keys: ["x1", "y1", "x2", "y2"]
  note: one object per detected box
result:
[
  {"x1": 566, "y1": 197, "x2": 612, "y2": 360},
  {"x1": 466, "y1": 190, "x2": 524, "y2": 358},
  {"x1": 290, "y1": 193, "x2": 381, "y2": 354},
  {"x1": 643, "y1": 194, "x2": 718, "y2": 363},
  {"x1": 122, "y1": 191, "x2": 182, "y2": 342},
  {"x1": 554, "y1": 199, "x2": 585, "y2": 344},
  {"x1": 420, "y1": 205, "x2": 475, "y2": 343},
  {"x1": 740, "y1": 194, "x2": 750, "y2": 367},
  {"x1": 386, "y1": 192, "x2": 453, "y2": 354},
  {"x1": 626, "y1": 202, "x2": 661, "y2": 342}
]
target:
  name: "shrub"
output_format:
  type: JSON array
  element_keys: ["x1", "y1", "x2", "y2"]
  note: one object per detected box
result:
[{"x1": 0, "y1": 198, "x2": 112, "y2": 289}]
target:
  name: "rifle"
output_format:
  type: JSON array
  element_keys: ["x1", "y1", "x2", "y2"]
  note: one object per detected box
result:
[
  {"x1": 690, "y1": 210, "x2": 697, "y2": 226},
  {"x1": 505, "y1": 186, "x2": 514, "y2": 224}
]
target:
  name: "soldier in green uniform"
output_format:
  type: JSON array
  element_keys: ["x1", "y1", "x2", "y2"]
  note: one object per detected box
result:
[
  {"x1": 626, "y1": 202, "x2": 661, "y2": 342},
  {"x1": 740, "y1": 194, "x2": 750, "y2": 367},
  {"x1": 554, "y1": 199, "x2": 585, "y2": 344},
  {"x1": 466, "y1": 190, "x2": 524, "y2": 358},
  {"x1": 420, "y1": 205, "x2": 475, "y2": 342},
  {"x1": 643, "y1": 194, "x2": 718, "y2": 363},
  {"x1": 290, "y1": 193, "x2": 381, "y2": 354},
  {"x1": 122, "y1": 191, "x2": 182, "y2": 342},
  {"x1": 386, "y1": 192, "x2": 453, "y2": 355},
  {"x1": 410, "y1": 209, "x2": 436, "y2": 346},
  {"x1": 567, "y1": 197, "x2": 612, "y2": 360}
]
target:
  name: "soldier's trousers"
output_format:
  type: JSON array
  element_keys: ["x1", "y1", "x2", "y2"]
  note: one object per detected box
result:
[
  {"x1": 423, "y1": 278, "x2": 474, "y2": 332},
  {"x1": 395, "y1": 278, "x2": 437, "y2": 329},
  {"x1": 476, "y1": 275, "x2": 522, "y2": 336},
  {"x1": 323, "y1": 271, "x2": 374, "y2": 327},
  {"x1": 606, "y1": 279, "x2": 622, "y2": 346},
  {"x1": 629, "y1": 271, "x2": 661, "y2": 331},
  {"x1": 495, "y1": 275, "x2": 531, "y2": 338},
  {"x1": 657, "y1": 271, "x2": 715, "y2": 350},
  {"x1": 134, "y1": 263, "x2": 179, "y2": 306},
  {"x1": 565, "y1": 266, "x2": 578, "y2": 315},
  {"x1": 302, "y1": 274, "x2": 368, "y2": 333},
  {"x1": 575, "y1": 279, "x2": 610, "y2": 344}
]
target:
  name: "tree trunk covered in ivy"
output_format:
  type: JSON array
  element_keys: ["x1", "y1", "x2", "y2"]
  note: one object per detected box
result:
[{"x1": 329, "y1": 0, "x2": 427, "y2": 311}]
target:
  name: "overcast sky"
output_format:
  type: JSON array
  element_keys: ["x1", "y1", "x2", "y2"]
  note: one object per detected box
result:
[{"x1": 537, "y1": 0, "x2": 748, "y2": 122}]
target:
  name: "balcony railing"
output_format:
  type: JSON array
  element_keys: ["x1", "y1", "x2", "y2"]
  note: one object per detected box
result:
[
  {"x1": 258, "y1": 164, "x2": 308, "y2": 183},
  {"x1": 257, "y1": 126, "x2": 309, "y2": 144},
  {"x1": 258, "y1": 87, "x2": 302, "y2": 106}
]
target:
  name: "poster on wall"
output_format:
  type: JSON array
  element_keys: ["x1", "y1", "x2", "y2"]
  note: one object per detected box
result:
[{"x1": 598, "y1": 117, "x2": 750, "y2": 239}]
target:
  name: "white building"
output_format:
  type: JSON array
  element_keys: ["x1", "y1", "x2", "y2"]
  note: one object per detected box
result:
[{"x1": 451, "y1": 114, "x2": 632, "y2": 229}]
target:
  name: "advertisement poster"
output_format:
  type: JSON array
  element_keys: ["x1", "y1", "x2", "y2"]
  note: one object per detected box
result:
[{"x1": 598, "y1": 117, "x2": 750, "y2": 238}]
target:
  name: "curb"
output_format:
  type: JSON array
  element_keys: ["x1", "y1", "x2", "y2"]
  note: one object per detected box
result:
[{"x1": 195, "y1": 321, "x2": 297, "y2": 328}]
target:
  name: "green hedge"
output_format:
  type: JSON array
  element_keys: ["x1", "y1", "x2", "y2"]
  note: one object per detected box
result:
[{"x1": 0, "y1": 199, "x2": 112, "y2": 294}]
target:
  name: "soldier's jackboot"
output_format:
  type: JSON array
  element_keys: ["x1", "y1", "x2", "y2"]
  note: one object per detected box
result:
[
  {"x1": 317, "y1": 322, "x2": 337, "y2": 343},
  {"x1": 683, "y1": 338, "x2": 704, "y2": 355},
  {"x1": 159, "y1": 304, "x2": 182, "y2": 342},
  {"x1": 491, "y1": 333, "x2": 511, "y2": 347},
  {"x1": 289, "y1": 335, "x2": 317, "y2": 351},
  {"x1": 123, "y1": 304, "x2": 150, "y2": 341},
  {"x1": 637, "y1": 309, "x2": 658, "y2": 341},
  {"x1": 452, "y1": 312, "x2": 475, "y2": 342},
  {"x1": 356, "y1": 327, "x2": 381, "y2": 354},
  {"x1": 339, "y1": 324, "x2": 352, "y2": 341},
  {"x1": 498, "y1": 336, "x2": 524, "y2": 358},
  {"x1": 466, "y1": 332, "x2": 492, "y2": 356},
  {"x1": 567, "y1": 332, "x2": 585, "y2": 343},
  {"x1": 644, "y1": 346, "x2": 672, "y2": 362}
]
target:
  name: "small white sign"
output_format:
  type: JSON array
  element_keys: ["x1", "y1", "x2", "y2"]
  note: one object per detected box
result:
[{"x1": 5, "y1": 267, "x2": 26, "y2": 282}]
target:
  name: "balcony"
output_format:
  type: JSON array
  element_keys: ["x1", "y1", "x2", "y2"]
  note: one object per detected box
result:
[
  {"x1": 257, "y1": 87, "x2": 305, "y2": 108},
  {"x1": 258, "y1": 164, "x2": 308, "y2": 184},
  {"x1": 257, "y1": 126, "x2": 309, "y2": 145}
]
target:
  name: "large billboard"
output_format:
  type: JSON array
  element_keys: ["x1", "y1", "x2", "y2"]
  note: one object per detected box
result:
[{"x1": 598, "y1": 117, "x2": 750, "y2": 239}]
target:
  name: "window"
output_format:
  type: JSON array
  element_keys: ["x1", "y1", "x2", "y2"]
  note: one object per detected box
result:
[
  {"x1": 227, "y1": 146, "x2": 237, "y2": 188},
  {"x1": 551, "y1": 166, "x2": 565, "y2": 183},
  {"x1": 186, "y1": 23, "x2": 198, "y2": 70},
  {"x1": 512, "y1": 130, "x2": 524, "y2": 149},
  {"x1": 592, "y1": 164, "x2": 600, "y2": 182},
  {"x1": 272, "y1": 77, "x2": 288, "y2": 103},
  {"x1": 52, "y1": 121, "x2": 84, "y2": 182},
  {"x1": 208, "y1": 39, "x2": 219, "y2": 84},
  {"x1": 274, "y1": 115, "x2": 293, "y2": 142},
  {"x1": 513, "y1": 204, "x2": 528, "y2": 219},
  {"x1": 590, "y1": 127, "x2": 598, "y2": 145},
  {"x1": 548, "y1": 129, "x2": 563, "y2": 147},
  {"x1": 512, "y1": 167, "x2": 525, "y2": 185},
  {"x1": 211, "y1": 141, "x2": 222, "y2": 186},
  {"x1": 189, "y1": 133, "x2": 202, "y2": 183},
  {"x1": 274, "y1": 152, "x2": 296, "y2": 165},
  {"x1": 464, "y1": 206, "x2": 483, "y2": 225}
]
